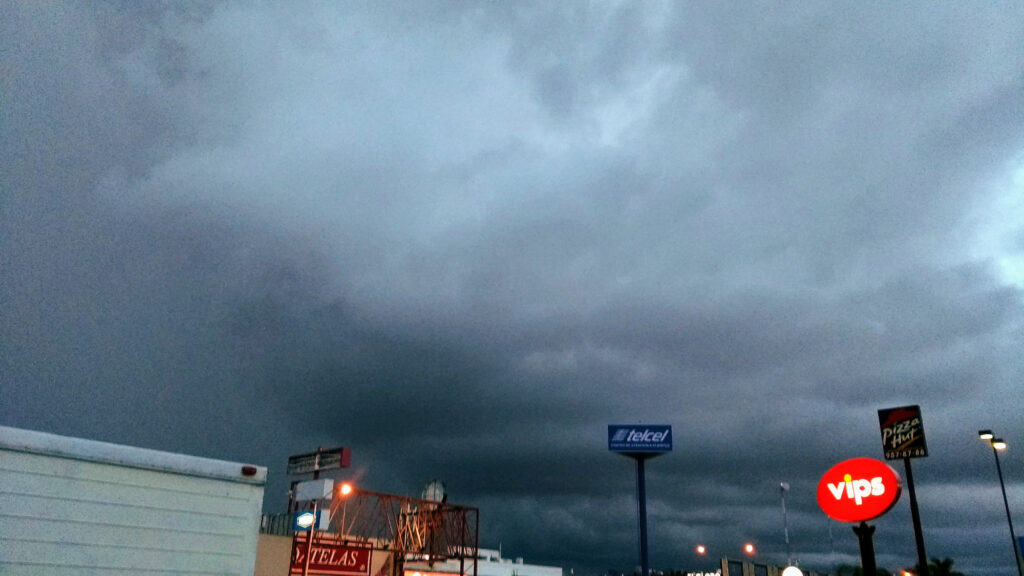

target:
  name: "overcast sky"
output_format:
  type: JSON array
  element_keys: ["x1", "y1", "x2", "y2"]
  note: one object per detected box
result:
[{"x1": 2, "y1": 2, "x2": 1023, "y2": 575}]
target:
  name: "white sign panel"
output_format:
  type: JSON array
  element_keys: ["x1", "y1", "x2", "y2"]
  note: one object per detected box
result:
[{"x1": 295, "y1": 478, "x2": 334, "y2": 501}]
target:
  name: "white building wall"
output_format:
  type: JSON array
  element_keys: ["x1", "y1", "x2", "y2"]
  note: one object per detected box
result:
[{"x1": 0, "y1": 426, "x2": 266, "y2": 575}]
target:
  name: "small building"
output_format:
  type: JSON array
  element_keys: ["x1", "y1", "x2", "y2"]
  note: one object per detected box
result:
[
  {"x1": 406, "y1": 548, "x2": 562, "y2": 576},
  {"x1": 719, "y1": 557, "x2": 828, "y2": 576},
  {"x1": 255, "y1": 535, "x2": 562, "y2": 576}
]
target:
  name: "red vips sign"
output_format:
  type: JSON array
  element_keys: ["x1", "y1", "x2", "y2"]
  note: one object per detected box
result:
[
  {"x1": 817, "y1": 457, "x2": 902, "y2": 523},
  {"x1": 291, "y1": 534, "x2": 372, "y2": 576}
]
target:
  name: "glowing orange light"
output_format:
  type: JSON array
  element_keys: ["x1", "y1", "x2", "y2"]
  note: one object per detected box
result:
[
  {"x1": 744, "y1": 543, "x2": 755, "y2": 555},
  {"x1": 696, "y1": 544, "x2": 706, "y2": 555},
  {"x1": 339, "y1": 483, "x2": 354, "y2": 496}
]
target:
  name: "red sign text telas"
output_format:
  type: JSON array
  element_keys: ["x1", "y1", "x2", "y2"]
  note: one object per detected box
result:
[{"x1": 290, "y1": 535, "x2": 372, "y2": 576}]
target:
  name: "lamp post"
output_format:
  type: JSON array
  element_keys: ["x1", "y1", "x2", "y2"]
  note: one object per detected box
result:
[
  {"x1": 978, "y1": 430, "x2": 1022, "y2": 576},
  {"x1": 781, "y1": 482, "x2": 792, "y2": 565},
  {"x1": 337, "y1": 482, "x2": 353, "y2": 539},
  {"x1": 302, "y1": 499, "x2": 318, "y2": 576}
]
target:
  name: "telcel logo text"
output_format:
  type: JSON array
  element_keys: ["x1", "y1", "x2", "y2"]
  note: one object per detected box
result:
[{"x1": 619, "y1": 429, "x2": 669, "y2": 443}]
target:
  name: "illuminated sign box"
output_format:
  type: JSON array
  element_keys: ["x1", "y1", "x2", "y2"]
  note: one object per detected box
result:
[
  {"x1": 293, "y1": 510, "x2": 330, "y2": 532},
  {"x1": 608, "y1": 425, "x2": 672, "y2": 454},
  {"x1": 878, "y1": 405, "x2": 928, "y2": 460},
  {"x1": 296, "y1": 478, "x2": 335, "y2": 501},
  {"x1": 291, "y1": 535, "x2": 371, "y2": 576},
  {"x1": 816, "y1": 457, "x2": 902, "y2": 523}
]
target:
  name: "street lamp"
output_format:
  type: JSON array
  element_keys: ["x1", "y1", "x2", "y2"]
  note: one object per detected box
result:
[
  {"x1": 978, "y1": 430, "x2": 1022, "y2": 576},
  {"x1": 780, "y1": 482, "x2": 792, "y2": 564},
  {"x1": 336, "y1": 482, "x2": 354, "y2": 538},
  {"x1": 696, "y1": 544, "x2": 707, "y2": 556},
  {"x1": 744, "y1": 543, "x2": 755, "y2": 556}
]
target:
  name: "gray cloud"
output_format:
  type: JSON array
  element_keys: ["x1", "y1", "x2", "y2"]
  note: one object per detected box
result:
[{"x1": 3, "y1": 2, "x2": 1023, "y2": 575}]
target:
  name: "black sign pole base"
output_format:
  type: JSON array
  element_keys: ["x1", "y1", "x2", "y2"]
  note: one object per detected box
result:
[{"x1": 853, "y1": 522, "x2": 877, "y2": 576}]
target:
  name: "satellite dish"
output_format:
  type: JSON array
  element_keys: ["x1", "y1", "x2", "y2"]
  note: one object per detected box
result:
[{"x1": 422, "y1": 480, "x2": 447, "y2": 503}]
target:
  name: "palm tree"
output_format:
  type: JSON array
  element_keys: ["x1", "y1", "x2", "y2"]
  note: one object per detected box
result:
[{"x1": 913, "y1": 558, "x2": 964, "y2": 576}]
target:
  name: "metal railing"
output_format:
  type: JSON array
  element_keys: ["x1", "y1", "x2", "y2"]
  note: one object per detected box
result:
[{"x1": 260, "y1": 512, "x2": 295, "y2": 536}]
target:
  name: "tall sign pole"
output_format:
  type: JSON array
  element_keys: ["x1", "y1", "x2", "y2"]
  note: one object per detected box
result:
[
  {"x1": 636, "y1": 454, "x2": 650, "y2": 576},
  {"x1": 609, "y1": 424, "x2": 672, "y2": 576},
  {"x1": 303, "y1": 499, "x2": 318, "y2": 576},
  {"x1": 902, "y1": 457, "x2": 927, "y2": 576},
  {"x1": 878, "y1": 405, "x2": 929, "y2": 576}
]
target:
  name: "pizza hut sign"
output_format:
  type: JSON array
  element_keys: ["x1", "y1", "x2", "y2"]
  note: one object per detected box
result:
[
  {"x1": 817, "y1": 457, "x2": 902, "y2": 523},
  {"x1": 877, "y1": 405, "x2": 928, "y2": 460}
]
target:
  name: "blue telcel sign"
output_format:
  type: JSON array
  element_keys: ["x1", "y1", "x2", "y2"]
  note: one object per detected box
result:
[{"x1": 608, "y1": 424, "x2": 672, "y2": 453}]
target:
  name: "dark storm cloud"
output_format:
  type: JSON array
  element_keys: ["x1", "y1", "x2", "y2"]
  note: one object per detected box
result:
[{"x1": 2, "y1": 2, "x2": 1023, "y2": 576}]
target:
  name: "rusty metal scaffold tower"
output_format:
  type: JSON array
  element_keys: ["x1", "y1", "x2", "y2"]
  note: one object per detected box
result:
[{"x1": 325, "y1": 487, "x2": 479, "y2": 576}]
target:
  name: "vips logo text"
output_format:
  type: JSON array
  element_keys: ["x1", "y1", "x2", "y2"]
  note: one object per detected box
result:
[
  {"x1": 825, "y1": 473, "x2": 886, "y2": 505},
  {"x1": 816, "y1": 457, "x2": 902, "y2": 523},
  {"x1": 608, "y1": 425, "x2": 672, "y2": 454}
]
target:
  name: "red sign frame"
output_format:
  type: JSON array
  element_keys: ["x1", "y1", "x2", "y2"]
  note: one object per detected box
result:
[
  {"x1": 291, "y1": 534, "x2": 372, "y2": 576},
  {"x1": 816, "y1": 457, "x2": 902, "y2": 523}
]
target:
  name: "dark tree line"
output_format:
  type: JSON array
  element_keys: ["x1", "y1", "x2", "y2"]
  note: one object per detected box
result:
[{"x1": 834, "y1": 557, "x2": 964, "y2": 576}]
